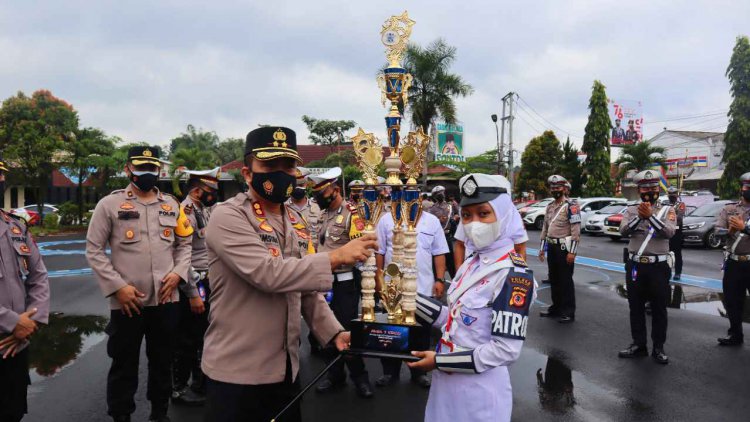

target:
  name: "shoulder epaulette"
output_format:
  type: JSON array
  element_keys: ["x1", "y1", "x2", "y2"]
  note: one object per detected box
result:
[
  {"x1": 509, "y1": 251, "x2": 527, "y2": 268},
  {"x1": 184, "y1": 203, "x2": 194, "y2": 215},
  {"x1": 164, "y1": 193, "x2": 181, "y2": 205},
  {"x1": 110, "y1": 189, "x2": 125, "y2": 196}
]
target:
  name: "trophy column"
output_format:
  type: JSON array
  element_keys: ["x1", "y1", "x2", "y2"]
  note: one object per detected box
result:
[{"x1": 360, "y1": 228, "x2": 377, "y2": 322}]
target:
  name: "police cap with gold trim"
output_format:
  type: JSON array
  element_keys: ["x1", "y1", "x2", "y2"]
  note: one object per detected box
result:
[
  {"x1": 128, "y1": 146, "x2": 162, "y2": 167},
  {"x1": 184, "y1": 167, "x2": 221, "y2": 190},
  {"x1": 245, "y1": 126, "x2": 302, "y2": 163},
  {"x1": 309, "y1": 167, "x2": 341, "y2": 192}
]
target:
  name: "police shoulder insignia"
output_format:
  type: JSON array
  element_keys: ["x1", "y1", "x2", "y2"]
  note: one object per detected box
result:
[
  {"x1": 259, "y1": 220, "x2": 273, "y2": 233},
  {"x1": 184, "y1": 203, "x2": 193, "y2": 215},
  {"x1": 509, "y1": 252, "x2": 527, "y2": 267},
  {"x1": 295, "y1": 229, "x2": 310, "y2": 240},
  {"x1": 11, "y1": 226, "x2": 22, "y2": 235},
  {"x1": 120, "y1": 202, "x2": 135, "y2": 210},
  {"x1": 252, "y1": 202, "x2": 265, "y2": 217}
]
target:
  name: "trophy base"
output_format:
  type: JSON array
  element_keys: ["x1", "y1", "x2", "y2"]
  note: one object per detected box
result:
[{"x1": 348, "y1": 313, "x2": 430, "y2": 362}]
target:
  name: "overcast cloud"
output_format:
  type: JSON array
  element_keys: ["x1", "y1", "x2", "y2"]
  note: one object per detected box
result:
[{"x1": 1, "y1": 0, "x2": 747, "y2": 160}]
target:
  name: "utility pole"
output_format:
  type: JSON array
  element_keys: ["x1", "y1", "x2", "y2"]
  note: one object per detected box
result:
[
  {"x1": 491, "y1": 114, "x2": 501, "y2": 175},
  {"x1": 501, "y1": 92, "x2": 515, "y2": 192}
]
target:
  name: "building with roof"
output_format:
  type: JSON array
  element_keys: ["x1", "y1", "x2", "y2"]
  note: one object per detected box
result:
[{"x1": 648, "y1": 130, "x2": 725, "y2": 189}]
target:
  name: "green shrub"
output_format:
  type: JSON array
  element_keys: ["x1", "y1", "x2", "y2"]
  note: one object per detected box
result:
[
  {"x1": 57, "y1": 202, "x2": 79, "y2": 225},
  {"x1": 43, "y1": 213, "x2": 60, "y2": 229}
]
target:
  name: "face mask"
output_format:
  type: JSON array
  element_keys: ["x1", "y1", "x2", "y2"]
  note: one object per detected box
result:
[
  {"x1": 199, "y1": 190, "x2": 218, "y2": 207},
  {"x1": 130, "y1": 171, "x2": 158, "y2": 192},
  {"x1": 742, "y1": 190, "x2": 750, "y2": 201},
  {"x1": 463, "y1": 221, "x2": 500, "y2": 250},
  {"x1": 291, "y1": 188, "x2": 306, "y2": 200},
  {"x1": 668, "y1": 195, "x2": 678, "y2": 203},
  {"x1": 351, "y1": 194, "x2": 361, "y2": 201},
  {"x1": 315, "y1": 191, "x2": 336, "y2": 210},
  {"x1": 434, "y1": 194, "x2": 445, "y2": 202},
  {"x1": 640, "y1": 191, "x2": 658, "y2": 204},
  {"x1": 250, "y1": 171, "x2": 296, "y2": 204},
  {"x1": 551, "y1": 191, "x2": 563, "y2": 199}
]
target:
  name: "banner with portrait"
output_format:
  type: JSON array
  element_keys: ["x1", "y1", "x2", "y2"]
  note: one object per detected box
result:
[
  {"x1": 608, "y1": 99, "x2": 643, "y2": 146},
  {"x1": 435, "y1": 123, "x2": 465, "y2": 162}
]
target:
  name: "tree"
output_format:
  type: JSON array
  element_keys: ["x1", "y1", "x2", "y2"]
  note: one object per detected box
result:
[
  {"x1": 718, "y1": 36, "x2": 750, "y2": 199},
  {"x1": 613, "y1": 141, "x2": 666, "y2": 178},
  {"x1": 428, "y1": 149, "x2": 497, "y2": 179},
  {"x1": 0, "y1": 90, "x2": 79, "y2": 223},
  {"x1": 65, "y1": 127, "x2": 117, "y2": 222},
  {"x1": 559, "y1": 137, "x2": 583, "y2": 197},
  {"x1": 168, "y1": 124, "x2": 220, "y2": 157},
  {"x1": 216, "y1": 137, "x2": 244, "y2": 164},
  {"x1": 516, "y1": 131, "x2": 563, "y2": 197},
  {"x1": 581, "y1": 80, "x2": 613, "y2": 197},
  {"x1": 301, "y1": 115, "x2": 356, "y2": 150},
  {"x1": 403, "y1": 39, "x2": 473, "y2": 134}
]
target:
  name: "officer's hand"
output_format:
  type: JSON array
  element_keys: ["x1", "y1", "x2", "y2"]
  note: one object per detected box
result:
[
  {"x1": 638, "y1": 202, "x2": 652, "y2": 219},
  {"x1": 566, "y1": 253, "x2": 576, "y2": 265},
  {"x1": 729, "y1": 216, "x2": 745, "y2": 232},
  {"x1": 333, "y1": 331, "x2": 351, "y2": 351},
  {"x1": 189, "y1": 296, "x2": 205, "y2": 314},
  {"x1": 115, "y1": 285, "x2": 146, "y2": 317},
  {"x1": 432, "y1": 281, "x2": 445, "y2": 299},
  {"x1": 407, "y1": 350, "x2": 437, "y2": 372},
  {"x1": 12, "y1": 308, "x2": 38, "y2": 340},
  {"x1": 538, "y1": 251, "x2": 545, "y2": 263},
  {"x1": 159, "y1": 272, "x2": 182, "y2": 304},
  {"x1": 330, "y1": 234, "x2": 378, "y2": 269},
  {"x1": 0, "y1": 337, "x2": 27, "y2": 359}
]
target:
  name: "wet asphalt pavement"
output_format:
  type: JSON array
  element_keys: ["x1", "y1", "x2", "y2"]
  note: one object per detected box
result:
[{"x1": 20, "y1": 232, "x2": 749, "y2": 422}]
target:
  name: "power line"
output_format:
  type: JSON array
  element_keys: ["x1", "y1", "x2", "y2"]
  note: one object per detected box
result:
[
  {"x1": 643, "y1": 110, "x2": 727, "y2": 124},
  {"x1": 514, "y1": 108, "x2": 545, "y2": 135},
  {"x1": 670, "y1": 114, "x2": 727, "y2": 131},
  {"x1": 513, "y1": 103, "x2": 546, "y2": 134},
  {"x1": 515, "y1": 94, "x2": 584, "y2": 139}
]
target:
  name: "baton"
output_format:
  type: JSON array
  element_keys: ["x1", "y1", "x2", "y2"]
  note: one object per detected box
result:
[{"x1": 270, "y1": 353, "x2": 344, "y2": 422}]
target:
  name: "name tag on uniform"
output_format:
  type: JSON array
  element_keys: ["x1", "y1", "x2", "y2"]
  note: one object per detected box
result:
[{"x1": 118, "y1": 211, "x2": 140, "y2": 220}]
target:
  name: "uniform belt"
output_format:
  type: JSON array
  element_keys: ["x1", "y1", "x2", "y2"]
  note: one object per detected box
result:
[
  {"x1": 629, "y1": 253, "x2": 669, "y2": 264},
  {"x1": 729, "y1": 254, "x2": 750, "y2": 262},
  {"x1": 334, "y1": 271, "x2": 354, "y2": 282},
  {"x1": 546, "y1": 237, "x2": 568, "y2": 244},
  {"x1": 196, "y1": 269, "x2": 209, "y2": 280}
]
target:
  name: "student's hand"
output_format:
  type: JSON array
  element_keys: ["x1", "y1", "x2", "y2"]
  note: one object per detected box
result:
[{"x1": 407, "y1": 351, "x2": 437, "y2": 372}]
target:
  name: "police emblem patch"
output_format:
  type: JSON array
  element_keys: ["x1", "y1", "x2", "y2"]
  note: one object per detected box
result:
[
  {"x1": 354, "y1": 217, "x2": 365, "y2": 231},
  {"x1": 125, "y1": 229, "x2": 135, "y2": 239},
  {"x1": 163, "y1": 228, "x2": 172, "y2": 237},
  {"x1": 263, "y1": 180, "x2": 274, "y2": 195},
  {"x1": 336, "y1": 215, "x2": 344, "y2": 224},
  {"x1": 120, "y1": 202, "x2": 135, "y2": 210},
  {"x1": 286, "y1": 184, "x2": 293, "y2": 196},
  {"x1": 509, "y1": 288, "x2": 527, "y2": 307},
  {"x1": 268, "y1": 247, "x2": 281, "y2": 257},
  {"x1": 19, "y1": 244, "x2": 30, "y2": 253},
  {"x1": 570, "y1": 205, "x2": 579, "y2": 214},
  {"x1": 11, "y1": 226, "x2": 22, "y2": 235},
  {"x1": 161, "y1": 204, "x2": 173, "y2": 212}
]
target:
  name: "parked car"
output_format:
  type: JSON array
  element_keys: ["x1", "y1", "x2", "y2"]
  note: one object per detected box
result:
[
  {"x1": 515, "y1": 200, "x2": 538, "y2": 210},
  {"x1": 584, "y1": 202, "x2": 632, "y2": 235},
  {"x1": 524, "y1": 197, "x2": 623, "y2": 231},
  {"x1": 521, "y1": 198, "x2": 555, "y2": 229},
  {"x1": 682, "y1": 200, "x2": 734, "y2": 249},
  {"x1": 10, "y1": 204, "x2": 59, "y2": 226}
]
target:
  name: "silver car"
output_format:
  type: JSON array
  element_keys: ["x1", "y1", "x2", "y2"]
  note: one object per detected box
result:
[{"x1": 584, "y1": 202, "x2": 629, "y2": 235}]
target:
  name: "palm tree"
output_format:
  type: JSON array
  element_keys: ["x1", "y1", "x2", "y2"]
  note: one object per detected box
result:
[
  {"x1": 614, "y1": 141, "x2": 667, "y2": 177},
  {"x1": 403, "y1": 39, "x2": 473, "y2": 134}
]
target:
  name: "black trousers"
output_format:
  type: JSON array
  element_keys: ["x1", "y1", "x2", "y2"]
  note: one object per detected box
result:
[
  {"x1": 625, "y1": 261, "x2": 670, "y2": 347},
  {"x1": 173, "y1": 279, "x2": 211, "y2": 392},
  {"x1": 205, "y1": 357, "x2": 300, "y2": 422},
  {"x1": 106, "y1": 303, "x2": 179, "y2": 417},
  {"x1": 0, "y1": 348, "x2": 29, "y2": 422},
  {"x1": 669, "y1": 230, "x2": 683, "y2": 276},
  {"x1": 445, "y1": 233, "x2": 456, "y2": 278},
  {"x1": 325, "y1": 274, "x2": 367, "y2": 382},
  {"x1": 547, "y1": 243, "x2": 576, "y2": 317},
  {"x1": 723, "y1": 259, "x2": 750, "y2": 339}
]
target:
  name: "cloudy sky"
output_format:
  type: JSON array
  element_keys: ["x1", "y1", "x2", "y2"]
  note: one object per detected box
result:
[{"x1": 1, "y1": 1, "x2": 747, "y2": 160}]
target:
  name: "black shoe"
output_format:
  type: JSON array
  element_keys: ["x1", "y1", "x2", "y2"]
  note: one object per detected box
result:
[
  {"x1": 652, "y1": 348, "x2": 669, "y2": 364},
  {"x1": 171, "y1": 387, "x2": 206, "y2": 406},
  {"x1": 618, "y1": 344, "x2": 648, "y2": 358},
  {"x1": 375, "y1": 374, "x2": 399, "y2": 387},
  {"x1": 315, "y1": 377, "x2": 345, "y2": 394},
  {"x1": 354, "y1": 378, "x2": 374, "y2": 398},
  {"x1": 111, "y1": 416, "x2": 131, "y2": 422},
  {"x1": 718, "y1": 335, "x2": 744, "y2": 346},
  {"x1": 411, "y1": 374, "x2": 431, "y2": 389},
  {"x1": 557, "y1": 315, "x2": 575, "y2": 323},
  {"x1": 540, "y1": 309, "x2": 560, "y2": 318},
  {"x1": 673, "y1": 274, "x2": 681, "y2": 281}
]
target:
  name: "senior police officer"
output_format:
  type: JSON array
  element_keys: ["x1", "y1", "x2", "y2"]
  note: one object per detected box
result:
[
  {"x1": 665, "y1": 185, "x2": 686, "y2": 281},
  {"x1": 538, "y1": 175, "x2": 581, "y2": 323},
  {"x1": 0, "y1": 155, "x2": 50, "y2": 422},
  {"x1": 171, "y1": 167, "x2": 220, "y2": 406},
  {"x1": 286, "y1": 166, "x2": 321, "y2": 248},
  {"x1": 310, "y1": 167, "x2": 375, "y2": 398},
  {"x1": 87, "y1": 146, "x2": 194, "y2": 422},
  {"x1": 715, "y1": 172, "x2": 750, "y2": 346},
  {"x1": 201, "y1": 127, "x2": 377, "y2": 421},
  {"x1": 618, "y1": 170, "x2": 676, "y2": 364}
]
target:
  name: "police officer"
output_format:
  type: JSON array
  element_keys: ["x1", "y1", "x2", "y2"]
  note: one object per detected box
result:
[
  {"x1": 286, "y1": 166, "x2": 321, "y2": 249},
  {"x1": 201, "y1": 127, "x2": 377, "y2": 422},
  {"x1": 428, "y1": 185, "x2": 459, "y2": 277},
  {"x1": 0, "y1": 155, "x2": 50, "y2": 422},
  {"x1": 665, "y1": 185, "x2": 686, "y2": 281},
  {"x1": 87, "y1": 146, "x2": 194, "y2": 422},
  {"x1": 171, "y1": 168, "x2": 220, "y2": 406},
  {"x1": 407, "y1": 173, "x2": 534, "y2": 422},
  {"x1": 715, "y1": 172, "x2": 750, "y2": 346},
  {"x1": 348, "y1": 179, "x2": 365, "y2": 204},
  {"x1": 310, "y1": 167, "x2": 375, "y2": 398},
  {"x1": 539, "y1": 175, "x2": 580, "y2": 323},
  {"x1": 617, "y1": 170, "x2": 676, "y2": 364}
]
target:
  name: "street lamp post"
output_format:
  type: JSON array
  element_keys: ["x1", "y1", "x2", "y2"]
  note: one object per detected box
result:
[{"x1": 491, "y1": 114, "x2": 502, "y2": 175}]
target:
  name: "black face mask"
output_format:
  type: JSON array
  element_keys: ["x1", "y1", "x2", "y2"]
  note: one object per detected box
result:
[
  {"x1": 250, "y1": 171, "x2": 296, "y2": 204},
  {"x1": 551, "y1": 191, "x2": 563, "y2": 199},
  {"x1": 640, "y1": 191, "x2": 659, "y2": 204},
  {"x1": 668, "y1": 195, "x2": 678, "y2": 204},
  {"x1": 742, "y1": 190, "x2": 750, "y2": 201},
  {"x1": 316, "y1": 191, "x2": 336, "y2": 210},
  {"x1": 351, "y1": 194, "x2": 361, "y2": 202},
  {"x1": 199, "y1": 190, "x2": 218, "y2": 207},
  {"x1": 130, "y1": 171, "x2": 158, "y2": 192},
  {"x1": 291, "y1": 188, "x2": 306, "y2": 200},
  {"x1": 434, "y1": 194, "x2": 445, "y2": 202}
]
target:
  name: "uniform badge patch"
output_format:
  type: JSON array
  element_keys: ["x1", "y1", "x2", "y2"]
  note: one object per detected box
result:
[
  {"x1": 286, "y1": 184, "x2": 293, "y2": 197},
  {"x1": 19, "y1": 244, "x2": 30, "y2": 253},
  {"x1": 161, "y1": 204, "x2": 173, "y2": 212},
  {"x1": 163, "y1": 228, "x2": 172, "y2": 237},
  {"x1": 263, "y1": 180, "x2": 274, "y2": 195},
  {"x1": 11, "y1": 226, "x2": 22, "y2": 235},
  {"x1": 460, "y1": 312, "x2": 478, "y2": 326},
  {"x1": 268, "y1": 247, "x2": 281, "y2": 257},
  {"x1": 296, "y1": 230, "x2": 310, "y2": 240},
  {"x1": 259, "y1": 220, "x2": 273, "y2": 233},
  {"x1": 668, "y1": 209, "x2": 677, "y2": 222},
  {"x1": 292, "y1": 222, "x2": 306, "y2": 230},
  {"x1": 510, "y1": 288, "x2": 527, "y2": 307},
  {"x1": 125, "y1": 229, "x2": 135, "y2": 240},
  {"x1": 570, "y1": 205, "x2": 579, "y2": 214},
  {"x1": 336, "y1": 215, "x2": 344, "y2": 224},
  {"x1": 509, "y1": 252, "x2": 527, "y2": 267},
  {"x1": 120, "y1": 202, "x2": 135, "y2": 210}
]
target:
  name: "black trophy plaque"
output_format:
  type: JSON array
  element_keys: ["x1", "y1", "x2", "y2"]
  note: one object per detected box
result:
[{"x1": 348, "y1": 313, "x2": 429, "y2": 361}]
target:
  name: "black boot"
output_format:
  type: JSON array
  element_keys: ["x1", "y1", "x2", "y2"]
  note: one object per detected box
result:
[
  {"x1": 652, "y1": 348, "x2": 669, "y2": 364},
  {"x1": 375, "y1": 374, "x2": 399, "y2": 387},
  {"x1": 172, "y1": 386, "x2": 206, "y2": 406},
  {"x1": 353, "y1": 375, "x2": 374, "y2": 398},
  {"x1": 618, "y1": 344, "x2": 648, "y2": 358},
  {"x1": 315, "y1": 376, "x2": 345, "y2": 394},
  {"x1": 718, "y1": 335, "x2": 744, "y2": 346},
  {"x1": 540, "y1": 308, "x2": 560, "y2": 318}
]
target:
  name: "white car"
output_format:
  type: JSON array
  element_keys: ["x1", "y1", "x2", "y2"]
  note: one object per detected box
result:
[
  {"x1": 524, "y1": 197, "x2": 623, "y2": 231},
  {"x1": 584, "y1": 203, "x2": 630, "y2": 235}
]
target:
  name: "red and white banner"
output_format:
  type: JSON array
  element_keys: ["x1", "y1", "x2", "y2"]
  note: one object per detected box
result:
[{"x1": 608, "y1": 99, "x2": 643, "y2": 146}]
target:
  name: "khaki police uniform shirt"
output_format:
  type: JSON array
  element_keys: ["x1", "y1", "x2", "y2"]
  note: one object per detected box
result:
[
  {"x1": 619, "y1": 201, "x2": 676, "y2": 255},
  {"x1": 202, "y1": 192, "x2": 342, "y2": 385},
  {"x1": 181, "y1": 197, "x2": 211, "y2": 270},
  {"x1": 286, "y1": 197, "x2": 322, "y2": 249},
  {"x1": 86, "y1": 185, "x2": 194, "y2": 309},
  {"x1": 540, "y1": 199, "x2": 581, "y2": 241},
  {"x1": 717, "y1": 202, "x2": 750, "y2": 255},
  {"x1": 0, "y1": 212, "x2": 50, "y2": 334},
  {"x1": 317, "y1": 202, "x2": 364, "y2": 273}
]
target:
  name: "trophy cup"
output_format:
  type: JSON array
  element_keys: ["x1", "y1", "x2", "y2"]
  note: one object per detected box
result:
[{"x1": 348, "y1": 11, "x2": 432, "y2": 361}]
